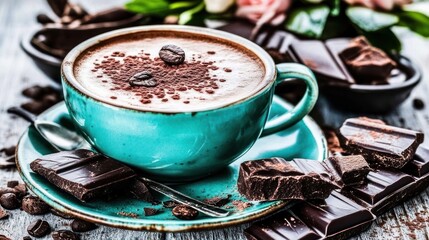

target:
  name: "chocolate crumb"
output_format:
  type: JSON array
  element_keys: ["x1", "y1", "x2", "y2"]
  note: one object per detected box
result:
[
  {"x1": 203, "y1": 195, "x2": 231, "y2": 207},
  {"x1": 207, "y1": 51, "x2": 216, "y2": 54},
  {"x1": 6, "y1": 181, "x2": 18, "y2": 188},
  {"x1": 223, "y1": 68, "x2": 232, "y2": 72},
  {"x1": 172, "y1": 205, "x2": 199, "y2": 220},
  {"x1": 117, "y1": 211, "x2": 138, "y2": 218},
  {"x1": 162, "y1": 200, "x2": 179, "y2": 208},
  {"x1": 143, "y1": 208, "x2": 160, "y2": 216},
  {"x1": 232, "y1": 200, "x2": 253, "y2": 211}
]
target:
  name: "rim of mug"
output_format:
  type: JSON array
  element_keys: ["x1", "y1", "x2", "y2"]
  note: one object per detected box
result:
[{"x1": 61, "y1": 25, "x2": 276, "y2": 113}]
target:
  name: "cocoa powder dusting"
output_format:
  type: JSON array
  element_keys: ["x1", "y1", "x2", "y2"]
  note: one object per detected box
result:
[{"x1": 93, "y1": 51, "x2": 225, "y2": 104}]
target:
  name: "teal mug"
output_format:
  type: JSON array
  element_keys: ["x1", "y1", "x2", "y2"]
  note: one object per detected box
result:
[{"x1": 61, "y1": 25, "x2": 318, "y2": 182}]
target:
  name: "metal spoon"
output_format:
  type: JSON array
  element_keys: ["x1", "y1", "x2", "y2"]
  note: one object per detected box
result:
[{"x1": 8, "y1": 106, "x2": 230, "y2": 218}]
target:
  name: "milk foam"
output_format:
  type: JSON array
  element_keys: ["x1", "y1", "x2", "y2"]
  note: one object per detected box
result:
[{"x1": 74, "y1": 32, "x2": 267, "y2": 111}]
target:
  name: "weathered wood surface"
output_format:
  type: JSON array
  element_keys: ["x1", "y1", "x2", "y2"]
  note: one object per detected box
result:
[{"x1": 0, "y1": 0, "x2": 428, "y2": 239}]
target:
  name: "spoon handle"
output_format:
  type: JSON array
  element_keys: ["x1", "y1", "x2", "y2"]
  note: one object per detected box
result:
[
  {"x1": 7, "y1": 107, "x2": 36, "y2": 124},
  {"x1": 140, "y1": 177, "x2": 230, "y2": 218}
]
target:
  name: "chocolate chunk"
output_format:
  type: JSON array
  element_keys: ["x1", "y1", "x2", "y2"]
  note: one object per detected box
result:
[
  {"x1": 128, "y1": 71, "x2": 157, "y2": 87},
  {"x1": 0, "y1": 235, "x2": 11, "y2": 240},
  {"x1": 36, "y1": 13, "x2": 55, "y2": 24},
  {"x1": 328, "y1": 155, "x2": 370, "y2": 185},
  {"x1": 143, "y1": 207, "x2": 159, "y2": 216},
  {"x1": 244, "y1": 210, "x2": 320, "y2": 240},
  {"x1": 0, "y1": 156, "x2": 16, "y2": 169},
  {"x1": 27, "y1": 219, "x2": 51, "y2": 238},
  {"x1": 342, "y1": 169, "x2": 415, "y2": 216},
  {"x1": 6, "y1": 181, "x2": 18, "y2": 188},
  {"x1": 294, "y1": 191, "x2": 375, "y2": 238},
  {"x1": 0, "y1": 206, "x2": 8, "y2": 220},
  {"x1": 22, "y1": 85, "x2": 46, "y2": 99},
  {"x1": 203, "y1": 195, "x2": 231, "y2": 207},
  {"x1": 172, "y1": 205, "x2": 199, "y2": 220},
  {"x1": 0, "y1": 146, "x2": 16, "y2": 156},
  {"x1": 237, "y1": 158, "x2": 336, "y2": 201},
  {"x1": 51, "y1": 208, "x2": 74, "y2": 219},
  {"x1": 159, "y1": 45, "x2": 185, "y2": 65},
  {"x1": 129, "y1": 179, "x2": 154, "y2": 203},
  {"x1": 403, "y1": 146, "x2": 429, "y2": 177},
  {"x1": 23, "y1": 236, "x2": 32, "y2": 240},
  {"x1": 22, "y1": 196, "x2": 50, "y2": 215},
  {"x1": 290, "y1": 40, "x2": 353, "y2": 85},
  {"x1": 162, "y1": 200, "x2": 179, "y2": 208},
  {"x1": 52, "y1": 230, "x2": 80, "y2": 240},
  {"x1": 413, "y1": 98, "x2": 425, "y2": 110},
  {"x1": 0, "y1": 193, "x2": 20, "y2": 210},
  {"x1": 339, "y1": 37, "x2": 396, "y2": 82},
  {"x1": 339, "y1": 118, "x2": 424, "y2": 168},
  {"x1": 30, "y1": 150, "x2": 136, "y2": 202},
  {"x1": 291, "y1": 158, "x2": 343, "y2": 188},
  {"x1": 21, "y1": 101, "x2": 48, "y2": 115},
  {"x1": 71, "y1": 219, "x2": 98, "y2": 232},
  {"x1": 322, "y1": 127, "x2": 345, "y2": 154}
]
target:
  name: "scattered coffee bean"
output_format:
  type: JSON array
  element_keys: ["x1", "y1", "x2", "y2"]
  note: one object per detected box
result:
[
  {"x1": 172, "y1": 205, "x2": 199, "y2": 220},
  {"x1": 23, "y1": 236, "x2": 32, "y2": 240},
  {"x1": 50, "y1": 208, "x2": 74, "y2": 219},
  {"x1": 143, "y1": 207, "x2": 159, "y2": 216},
  {"x1": 0, "y1": 193, "x2": 20, "y2": 210},
  {"x1": 0, "y1": 206, "x2": 9, "y2": 220},
  {"x1": 71, "y1": 219, "x2": 98, "y2": 232},
  {"x1": 159, "y1": 45, "x2": 185, "y2": 65},
  {"x1": 203, "y1": 195, "x2": 231, "y2": 207},
  {"x1": 129, "y1": 71, "x2": 157, "y2": 87},
  {"x1": 0, "y1": 235, "x2": 11, "y2": 240},
  {"x1": 14, "y1": 183, "x2": 27, "y2": 198},
  {"x1": 52, "y1": 230, "x2": 80, "y2": 240},
  {"x1": 223, "y1": 67, "x2": 232, "y2": 72},
  {"x1": 413, "y1": 98, "x2": 425, "y2": 110},
  {"x1": 36, "y1": 13, "x2": 54, "y2": 24},
  {"x1": 27, "y1": 219, "x2": 51, "y2": 238},
  {"x1": 0, "y1": 187, "x2": 19, "y2": 197},
  {"x1": 22, "y1": 196, "x2": 50, "y2": 215},
  {"x1": 6, "y1": 181, "x2": 18, "y2": 188},
  {"x1": 0, "y1": 146, "x2": 16, "y2": 156},
  {"x1": 162, "y1": 200, "x2": 179, "y2": 208}
]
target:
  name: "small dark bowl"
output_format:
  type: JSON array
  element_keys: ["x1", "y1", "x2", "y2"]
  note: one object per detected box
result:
[
  {"x1": 321, "y1": 56, "x2": 421, "y2": 113},
  {"x1": 21, "y1": 29, "x2": 62, "y2": 82}
]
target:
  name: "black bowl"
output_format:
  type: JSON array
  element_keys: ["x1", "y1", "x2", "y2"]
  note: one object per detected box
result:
[
  {"x1": 21, "y1": 29, "x2": 62, "y2": 82},
  {"x1": 321, "y1": 56, "x2": 421, "y2": 113}
]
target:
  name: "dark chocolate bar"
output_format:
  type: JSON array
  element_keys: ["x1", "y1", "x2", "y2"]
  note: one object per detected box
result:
[
  {"x1": 290, "y1": 40, "x2": 353, "y2": 85},
  {"x1": 237, "y1": 158, "x2": 336, "y2": 201},
  {"x1": 402, "y1": 146, "x2": 429, "y2": 194},
  {"x1": 30, "y1": 149, "x2": 136, "y2": 201},
  {"x1": 342, "y1": 169, "x2": 415, "y2": 216},
  {"x1": 245, "y1": 192, "x2": 375, "y2": 240},
  {"x1": 244, "y1": 210, "x2": 320, "y2": 240},
  {"x1": 339, "y1": 118, "x2": 424, "y2": 168}
]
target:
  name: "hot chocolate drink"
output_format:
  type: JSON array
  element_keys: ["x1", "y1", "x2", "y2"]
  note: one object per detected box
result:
[{"x1": 73, "y1": 31, "x2": 267, "y2": 111}]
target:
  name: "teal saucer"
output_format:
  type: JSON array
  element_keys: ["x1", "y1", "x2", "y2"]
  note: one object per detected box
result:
[{"x1": 16, "y1": 95, "x2": 327, "y2": 232}]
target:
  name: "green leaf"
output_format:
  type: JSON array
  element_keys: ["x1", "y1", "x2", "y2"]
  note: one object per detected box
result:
[
  {"x1": 178, "y1": 1, "x2": 205, "y2": 25},
  {"x1": 125, "y1": 0, "x2": 170, "y2": 16},
  {"x1": 284, "y1": 5, "x2": 330, "y2": 38},
  {"x1": 362, "y1": 28, "x2": 402, "y2": 54},
  {"x1": 346, "y1": 6, "x2": 399, "y2": 32},
  {"x1": 397, "y1": 10, "x2": 429, "y2": 37},
  {"x1": 402, "y1": 2, "x2": 429, "y2": 17}
]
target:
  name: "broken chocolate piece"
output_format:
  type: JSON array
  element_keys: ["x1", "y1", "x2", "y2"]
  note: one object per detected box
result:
[
  {"x1": 129, "y1": 179, "x2": 154, "y2": 203},
  {"x1": 339, "y1": 37, "x2": 396, "y2": 83},
  {"x1": 30, "y1": 150, "x2": 136, "y2": 202},
  {"x1": 6, "y1": 181, "x2": 18, "y2": 188},
  {"x1": 162, "y1": 200, "x2": 179, "y2": 208},
  {"x1": 172, "y1": 205, "x2": 199, "y2": 220},
  {"x1": 237, "y1": 158, "x2": 336, "y2": 201},
  {"x1": 339, "y1": 118, "x2": 424, "y2": 168},
  {"x1": 328, "y1": 155, "x2": 370, "y2": 185},
  {"x1": 403, "y1": 146, "x2": 429, "y2": 177},
  {"x1": 143, "y1": 208, "x2": 159, "y2": 216}
]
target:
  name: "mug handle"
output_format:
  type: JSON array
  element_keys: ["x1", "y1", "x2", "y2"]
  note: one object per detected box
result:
[{"x1": 261, "y1": 63, "x2": 319, "y2": 137}]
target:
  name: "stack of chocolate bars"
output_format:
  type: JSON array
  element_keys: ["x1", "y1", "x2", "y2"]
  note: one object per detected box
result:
[{"x1": 242, "y1": 117, "x2": 427, "y2": 240}]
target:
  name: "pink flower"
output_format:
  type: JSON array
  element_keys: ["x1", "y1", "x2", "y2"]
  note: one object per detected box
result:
[
  {"x1": 344, "y1": 0, "x2": 412, "y2": 11},
  {"x1": 236, "y1": 0, "x2": 291, "y2": 28}
]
